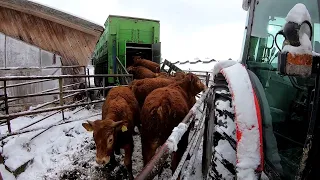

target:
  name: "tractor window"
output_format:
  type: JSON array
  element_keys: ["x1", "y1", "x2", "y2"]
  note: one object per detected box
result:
[{"x1": 246, "y1": 0, "x2": 320, "y2": 179}]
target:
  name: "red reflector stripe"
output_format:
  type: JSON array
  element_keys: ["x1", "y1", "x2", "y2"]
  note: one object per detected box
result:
[{"x1": 253, "y1": 90, "x2": 264, "y2": 172}]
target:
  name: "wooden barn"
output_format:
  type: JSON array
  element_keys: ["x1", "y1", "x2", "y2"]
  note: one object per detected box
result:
[{"x1": 0, "y1": 0, "x2": 104, "y2": 112}]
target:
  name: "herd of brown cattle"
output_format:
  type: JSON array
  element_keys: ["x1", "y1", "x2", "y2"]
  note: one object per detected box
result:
[{"x1": 82, "y1": 58, "x2": 207, "y2": 180}]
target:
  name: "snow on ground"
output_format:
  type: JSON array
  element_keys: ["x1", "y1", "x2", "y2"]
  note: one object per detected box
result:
[
  {"x1": 0, "y1": 164, "x2": 15, "y2": 180},
  {"x1": 0, "y1": 106, "x2": 174, "y2": 180}
]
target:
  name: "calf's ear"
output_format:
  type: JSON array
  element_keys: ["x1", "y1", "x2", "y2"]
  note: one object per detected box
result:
[
  {"x1": 82, "y1": 120, "x2": 95, "y2": 132},
  {"x1": 112, "y1": 121, "x2": 127, "y2": 132},
  {"x1": 187, "y1": 73, "x2": 195, "y2": 82}
]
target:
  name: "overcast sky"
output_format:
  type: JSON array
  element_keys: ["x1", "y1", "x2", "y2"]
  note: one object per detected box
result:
[{"x1": 32, "y1": 0, "x2": 248, "y2": 62}]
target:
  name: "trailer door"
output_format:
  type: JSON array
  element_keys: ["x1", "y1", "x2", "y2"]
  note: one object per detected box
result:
[{"x1": 152, "y1": 42, "x2": 161, "y2": 64}]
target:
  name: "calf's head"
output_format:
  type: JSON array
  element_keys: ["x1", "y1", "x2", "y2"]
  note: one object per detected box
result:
[
  {"x1": 82, "y1": 119, "x2": 125, "y2": 165},
  {"x1": 186, "y1": 73, "x2": 207, "y2": 95}
]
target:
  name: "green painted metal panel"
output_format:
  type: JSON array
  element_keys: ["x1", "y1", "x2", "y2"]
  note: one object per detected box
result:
[{"x1": 93, "y1": 15, "x2": 160, "y2": 84}]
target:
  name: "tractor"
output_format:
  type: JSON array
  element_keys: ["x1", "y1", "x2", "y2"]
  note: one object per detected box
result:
[{"x1": 204, "y1": 0, "x2": 320, "y2": 180}]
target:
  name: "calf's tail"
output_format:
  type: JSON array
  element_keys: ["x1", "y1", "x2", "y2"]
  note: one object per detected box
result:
[{"x1": 156, "y1": 99, "x2": 171, "y2": 122}]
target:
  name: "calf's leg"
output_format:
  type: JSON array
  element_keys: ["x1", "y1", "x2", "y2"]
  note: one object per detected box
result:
[
  {"x1": 141, "y1": 138, "x2": 160, "y2": 167},
  {"x1": 123, "y1": 138, "x2": 134, "y2": 180}
]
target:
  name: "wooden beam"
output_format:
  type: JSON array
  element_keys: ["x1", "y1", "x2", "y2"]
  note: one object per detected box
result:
[{"x1": 0, "y1": 0, "x2": 104, "y2": 37}]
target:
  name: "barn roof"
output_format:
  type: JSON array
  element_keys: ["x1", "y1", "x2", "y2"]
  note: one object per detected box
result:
[{"x1": 0, "y1": 0, "x2": 105, "y2": 66}]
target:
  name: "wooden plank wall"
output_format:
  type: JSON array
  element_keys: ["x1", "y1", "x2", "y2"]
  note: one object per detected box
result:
[{"x1": 0, "y1": 6, "x2": 100, "y2": 68}]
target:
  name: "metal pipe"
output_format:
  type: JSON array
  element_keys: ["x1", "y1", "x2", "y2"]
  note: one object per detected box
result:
[
  {"x1": 6, "y1": 85, "x2": 121, "y2": 100},
  {"x1": 0, "y1": 74, "x2": 133, "y2": 81},
  {"x1": 0, "y1": 113, "x2": 101, "y2": 140},
  {"x1": 116, "y1": 57, "x2": 130, "y2": 74},
  {"x1": 83, "y1": 67, "x2": 90, "y2": 106},
  {"x1": 58, "y1": 78, "x2": 65, "y2": 120},
  {"x1": 0, "y1": 65, "x2": 86, "y2": 70},
  {"x1": 0, "y1": 99, "x2": 104, "y2": 121},
  {"x1": 87, "y1": 68, "x2": 91, "y2": 88},
  {"x1": 41, "y1": 82, "x2": 81, "y2": 94},
  {"x1": 17, "y1": 110, "x2": 62, "y2": 131},
  {"x1": 31, "y1": 91, "x2": 81, "y2": 111},
  {"x1": 135, "y1": 144, "x2": 171, "y2": 180},
  {"x1": 3, "y1": 80, "x2": 11, "y2": 133},
  {"x1": 103, "y1": 77, "x2": 106, "y2": 98},
  {"x1": 181, "y1": 70, "x2": 211, "y2": 73},
  {"x1": 0, "y1": 79, "x2": 54, "y2": 90},
  {"x1": 7, "y1": 82, "x2": 82, "y2": 103}
]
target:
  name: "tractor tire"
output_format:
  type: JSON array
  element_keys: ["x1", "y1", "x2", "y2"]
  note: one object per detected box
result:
[{"x1": 207, "y1": 73, "x2": 237, "y2": 180}]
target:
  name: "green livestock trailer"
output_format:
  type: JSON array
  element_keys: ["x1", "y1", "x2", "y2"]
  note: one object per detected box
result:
[{"x1": 92, "y1": 15, "x2": 161, "y2": 86}]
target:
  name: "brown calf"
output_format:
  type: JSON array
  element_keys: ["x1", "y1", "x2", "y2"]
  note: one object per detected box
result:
[
  {"x1": 140, "y1": 73, "x2": 206, "y2": 176},
  {"x1": 82, "y1": 86, "x2": 140, "y2": 180},
  {"x1": 127, "y1": 66, "x2": 157, "y2": 79},
  {"x1": 173, "y1": 71, "x2": 187, "y2": 81},
  {"x1": 133, "y1": 58, "x2": 160, "y2": 73},
  {"x1": 128, "y1": 77, "x2": 175, "y2": 108},
  {"x1": 155, "y1": 72, "x2": 170, "y2": 78}
]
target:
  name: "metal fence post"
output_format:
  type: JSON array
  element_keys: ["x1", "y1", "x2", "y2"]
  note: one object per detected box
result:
[
  {"x1": 3, "y1": 80, "x2": 11, "y2": 133},
  {"x1": 102, "y1": 77, "x2": 106, "y2": 98},
  {"x1": 87, "y1": 68, "x2": 90, "y2": 88},
  {"x1": 206, "y1": 72, "x2": 209, "y2": 87},
  {"x1": 58, "y1": 78, "x2": 65, "y2": 120},
  {"x1": 83, "y1": 67, "x2": 90, "y2": 109}
]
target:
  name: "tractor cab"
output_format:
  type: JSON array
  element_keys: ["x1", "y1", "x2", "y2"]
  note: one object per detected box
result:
[{"x1": 242, "y1": 0, "x2": 320, "y2": 179}]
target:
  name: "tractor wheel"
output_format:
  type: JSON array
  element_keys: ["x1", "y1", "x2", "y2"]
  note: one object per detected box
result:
[{"x1": 207, "y1": 73, "x2": 237, "y2": 180}]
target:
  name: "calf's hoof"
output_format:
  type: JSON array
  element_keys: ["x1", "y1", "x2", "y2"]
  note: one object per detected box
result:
[{"x1": 114, "y1": 148, "x2": 121, "y2": 155}]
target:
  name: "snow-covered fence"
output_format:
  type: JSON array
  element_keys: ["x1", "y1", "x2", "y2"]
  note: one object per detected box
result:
[
  {"x1": 0, "y1": 73, "x2": 133, "y2": 134},
  {"x1": 134, "y1": 85, "x2": 214, "y2": 180}
]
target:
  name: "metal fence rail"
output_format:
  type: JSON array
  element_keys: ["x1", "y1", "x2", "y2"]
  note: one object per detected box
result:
[{"x1": 0, "y1": 73, "x2": 133, "y2": 134}]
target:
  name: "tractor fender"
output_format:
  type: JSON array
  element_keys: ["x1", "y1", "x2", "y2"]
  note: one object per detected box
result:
[
  {"x1": 247, "y1": 70, "x2": 284, "y2": 178},
  {"x1": 212, "y1": 61, "x2": 263, "y2": 179}
]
